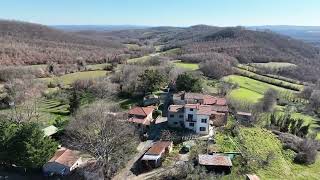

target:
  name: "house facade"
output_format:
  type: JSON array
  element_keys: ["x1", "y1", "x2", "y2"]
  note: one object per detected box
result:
[{"x1": 168, "y1": 93, "x2": 228, "y2": 135}]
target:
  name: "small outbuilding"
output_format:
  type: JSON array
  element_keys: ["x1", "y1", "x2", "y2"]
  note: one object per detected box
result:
[
  {"x1": 141, "y1": 141, "x2": 173, "y2": 169},
  {"x1": 236, "y1": 112, "x2": 252, "y2": 125},
  {"x1": 42, "y1": 125, "x2": 59, "y2": 137},
  {"x1": 198, "y1": 154, "x2": 232, "y2": 174},
  {"x1": 43, "y1": 147, "x2": 83, "y2": 176}
]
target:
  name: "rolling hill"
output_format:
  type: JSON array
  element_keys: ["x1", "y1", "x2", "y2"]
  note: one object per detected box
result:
[{"x1": 0, "y1": 20, "x2": 125, "y2": 65}]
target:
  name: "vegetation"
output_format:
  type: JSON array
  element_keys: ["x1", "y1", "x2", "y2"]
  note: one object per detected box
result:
[
  {"x1": 173, "y1": 61, "x2": 199, "y2": 71},
  {"x1": 176, "y1": 72, "x2": 202, "y2": 92},
  {"x1": 0, "y1": 119, "x2": 58, "y2": 168},
  {"x1": 138, "y1": 69, "x2": 167, "y2": 94}
]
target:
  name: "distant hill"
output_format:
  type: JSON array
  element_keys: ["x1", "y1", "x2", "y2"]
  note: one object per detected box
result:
[
  {"x1": 111, "y1": 25, "x2": 320, "y2": 82},
  {"x1": 0, "y1": 20, "x2": 125, "y2": 65},
  {"x1": 249, "y1": 25, "x2": 320, "y2": 47},
  {"x1": 52, "y1": 25, "x2": 150, "y2": 32}
]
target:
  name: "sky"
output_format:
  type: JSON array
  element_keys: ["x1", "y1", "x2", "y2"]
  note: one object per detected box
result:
[{"x1": 0, "y1": 0, "x2": 319, "y2": 27}]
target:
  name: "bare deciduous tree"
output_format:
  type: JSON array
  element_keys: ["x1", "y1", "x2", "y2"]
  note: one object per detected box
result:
[{"x1": 65, "y1": 102, "x2": 139, "y2": 179}]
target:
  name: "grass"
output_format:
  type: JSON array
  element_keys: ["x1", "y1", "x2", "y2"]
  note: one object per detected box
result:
[
  {"x1": 236, "y1": 127, "x2": 320, "y2": 179},
  {"x1": 173, "y1": 60, "x2": 199, "y2": 71},
  {"x1": 250, "y1": 62, "x2": 297, "y2": 70},
  {"x1": 235, "y1": 68, "x2": 303, "y2": 91},
  {"x1": 127, "y1": 55, "x2": 152, "y2": 64},
  {"x1": 86, "y1": 63, "x2": 110, "y2": 70},
  {"x1": 223, "y1": 75, "x2": 298, "y2": 103},
  {"x1": 228, "y1": 88, "x2": 263, "y2": 103},
  {"x1": 125, "y1": 43, "x2": 140, "y2": 50},
  {"x1": 39, "y1": 70, "x2": 108, "y2": 86}
]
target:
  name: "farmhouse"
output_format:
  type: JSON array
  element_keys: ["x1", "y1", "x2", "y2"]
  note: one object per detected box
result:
[
  {"x1": 141, "y1": 141, "x2": 173, "y2": 169},
  {"x1": 128, "y1": 106, "x2": 155, "y2": 130},
  {"x1": 173, "y1": 92, "x2": 227, "y2": 106},
  {"x1": 198, "y1": 154, "x2": 232, "y2": 174},
  {"x1": 168, "y1": 104, "x2": 227, "y2": 134},
  {"x1": 43, "y1": 147, "x2": 83, "y2": 176}
]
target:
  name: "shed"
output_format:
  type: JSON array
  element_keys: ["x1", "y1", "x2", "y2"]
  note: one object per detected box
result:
[
  {"x1": 42, "y1": 125, "x2": 59, "y2": 137},
  {"x1": 236, "y1": 112, "x2": 252, "y2": 125},
  {"x1": 141, "y1": 141, "x2": 173, "y2": 168},
  {"x1": 198, "y1": 154, "x2": 232, "y2": 174}
]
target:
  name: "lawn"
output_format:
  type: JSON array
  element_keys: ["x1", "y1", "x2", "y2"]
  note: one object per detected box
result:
[
  {"x1": 173, "y1": 60, "x2": 199, "y2": 71},
  {"x1": 223, "y1": 75, "x2": 297, "y2": 103},
  {"x1": 39, "y1": 70, "x2": 108, "y2": 85},
  {"x1": 228, "y1": 88, "x2": 263, "y2": 103},
  {"x1": 237, "y1": 127, "x2": 320, "y2": 179}
]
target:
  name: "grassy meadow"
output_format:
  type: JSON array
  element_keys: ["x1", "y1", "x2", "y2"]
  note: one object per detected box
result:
[
  {"x1": 173, "y1": 60, "x2": 200, "y2": 71},
  {"x1": 39, "y1": 70, "x2": 108, "y2": 86}
]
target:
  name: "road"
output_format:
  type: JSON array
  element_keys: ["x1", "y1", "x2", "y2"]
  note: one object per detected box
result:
[{"x1": 112, "y1": 140, "x2": 153, "y2": 180}]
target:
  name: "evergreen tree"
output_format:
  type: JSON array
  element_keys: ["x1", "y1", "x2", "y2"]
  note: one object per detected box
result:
[{"x1": 176, "y1": 72, "x2": 202, "y2": 92}]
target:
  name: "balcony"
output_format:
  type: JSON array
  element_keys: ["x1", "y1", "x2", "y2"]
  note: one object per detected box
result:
[{"x1": 185, "y1": 118, "x2": 197, "y2": 122}]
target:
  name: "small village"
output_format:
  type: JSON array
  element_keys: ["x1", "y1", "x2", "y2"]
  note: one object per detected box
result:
[{"x1": 41, "y1": 90, "x2": 258, "y2": 180}]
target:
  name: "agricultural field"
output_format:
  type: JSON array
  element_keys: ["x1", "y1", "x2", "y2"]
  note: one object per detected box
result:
[
  {"x1": 39, "y1": 70, "x2": 108, "y2": 86},
  {"x1": 223, "y1": 75, "x2": 298, "y2": 103},
  {"x1": 126, "y1": 55, "x2": 152, "y2": 64},
  {"x1": 173, "y1": 60, "x2": 199, "y2": 71},
  {"x1": 125, "y1": 43, "x2": 141, "y2": 50},
  {"x1": 250, "y1": 62, "x2": 297, "y2": 70},
  {"x1": 237, "y1": 127, "x2": 320, "y2": 179},
  {"x1": 235, "y1": 68, "x2": 303, "y2": 91}
]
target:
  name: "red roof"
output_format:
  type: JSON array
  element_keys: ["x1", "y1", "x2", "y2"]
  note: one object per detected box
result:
[
  {"x1": 203, "y1": 95, "x2": 217, "y2": 105},
  {"x1": 197, "y1": 105, "x2": 215, "y2": 115},
  {"x1": 211, "y1": 105, "x2": 229, "y2": 113},
  {"x1": 198, "y1": 154, "x2": 232, "y2": 167},
  {"x1": 129, "y1": 106, "x2": 154, "y2": 117},
  {"x1": 168, "y1": 105, "x2": 184, "y2": 113},
  {"x1": 48, "y1": 147, "x2": 80, "y2": 167},
  {"x1": 145, "y1": 141, "x2": 173, "y2": 155},
  {"x1": 216, "y1": 98, "x2": 227, "y2": 106},
  {"x1": 128, "y1": 117, "x2": 151, "y2": 125}
]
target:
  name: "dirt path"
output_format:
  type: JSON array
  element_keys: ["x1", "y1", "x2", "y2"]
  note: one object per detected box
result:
[{"x1": 112, "y1": 140, "x2": 153, "y2": 180}]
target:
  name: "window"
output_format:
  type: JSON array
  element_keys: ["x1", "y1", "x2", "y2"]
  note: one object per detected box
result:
[
  {"x1": 170, "y1": 114, "x2": 174, "y2": 118},
  {"x1": 189, "y1": 123, "x2": 194, "y2": 127},
  {"x1": 200, "y1": 127, "x2": 206, "y2": 131},
  {"x1": 174, "y1": 122, "x2": 178, "y2": 125},
  {"x1": 201, "y1": 119, "x2": 207, "y2": 123},
  {"x1": 190, "y1": 108, "x2": 194, "y2": 111},
  {"x1": 188, "y1": 114, "x2": 193, "y2": 121},
  {"x1": 179, "y1": 115, "x2": 184, "y2": 118}
]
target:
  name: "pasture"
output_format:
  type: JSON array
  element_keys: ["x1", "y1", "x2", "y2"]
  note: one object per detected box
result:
[
  {"x1": 40, "y1": 70, "x2": 108, "y2": 85},
  {"x1": 173, "y1": 60, "x2": 199, "y2": 71},
  {"x1": 250, "y1": 62, "x2": 297, "y2": 70}
]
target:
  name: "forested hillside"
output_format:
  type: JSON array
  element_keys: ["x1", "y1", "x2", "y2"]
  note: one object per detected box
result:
[{"x1": 0, "y1": 20, "x2": 125, "y2": 65}]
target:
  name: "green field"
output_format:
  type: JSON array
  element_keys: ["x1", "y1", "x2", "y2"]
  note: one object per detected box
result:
[
  {"x1": 236, "y1": 127, "x2": 320, "y2": 179},
  {"x1": 228, "y1": 88, "x2": 263, "y2": 103},
  {"x1": 223, "y1": 75, "x2": 297, "y2": 103},
  {"x1": 40, "y1": 70, "x2": 108, "y2": 85},
  {"x1": 173, "y1": 61, "x2": 199, "y2": 71},
  {"x1": 125, "y1": 43, "x2": 140, "y2": 50},
  {"x1": 127, "y1": 55, "x2": 152, "y2": 64}
]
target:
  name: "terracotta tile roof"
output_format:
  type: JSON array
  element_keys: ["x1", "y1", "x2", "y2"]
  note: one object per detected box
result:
[
  {"x1": 168, "y1": 105, "x2": 184, "y2": 113},
  {"x1": 216, "y1": 98, "x2": 227, "y2": 106},
  {"x1": 211, "y1": 105, "x2": 229, "y2": 113},
  {"x1": 198, "y1": 154, "x2": 232, "y2": 167},
  {"x1": 184, "y1": 93, "x2": 205, "y2": 100},
  {"x1": 197, "y1": 105, "x2": 215, "y2": 115},
  {"x1": 246, "y1": 174, "x2": 260, "y2": 180},
  {"x1": 145, "y1": 141, "x2": 173, "y2": 155},
  {"x1": 129, "y1": 106, "x2": 154, "y2": 117},
  {"x1": 128, "y1": 117, "x2": 150, "y2": 125},
  {"x1": 184, "y1": 104, "x2": 199, "y2": 109},
  {"x1": 203, "y1": 95, "x2": 217, "y2": 105},
  {"x1": 49, "y1": 148, "x2": 80, "y2": 168}
]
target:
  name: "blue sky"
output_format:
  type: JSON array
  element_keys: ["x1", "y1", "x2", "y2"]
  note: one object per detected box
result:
[{"x1": 0, "y1": 0, "x2": 319, "y2": 26}]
